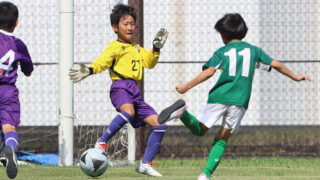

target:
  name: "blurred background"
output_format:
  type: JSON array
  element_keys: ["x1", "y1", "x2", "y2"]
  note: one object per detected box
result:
[{"x1": 7, "y1": 0, "x2": 320, "y2": 160}]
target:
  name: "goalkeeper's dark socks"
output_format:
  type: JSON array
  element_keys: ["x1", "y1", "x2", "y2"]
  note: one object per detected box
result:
[
  {"x1": 142, "y1": 125, "x2": 167, "y2": 163},
  {"x1": 99, "y1": 111, "x2": 132, "y2": 142},
  {"x1": 4, "y1": 132, "x2": 18, "y2": 152},
  {"x1": 180, "y1": 110, "x2": 204, "y2": 136},
  {"x1": 202, "y1": 138, "x2": 227, "y2": 178}
]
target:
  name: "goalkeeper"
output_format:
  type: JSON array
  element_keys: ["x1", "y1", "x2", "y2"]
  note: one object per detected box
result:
[{"x1": 69, "y1": 3, "x2": 181, "y2": 177}]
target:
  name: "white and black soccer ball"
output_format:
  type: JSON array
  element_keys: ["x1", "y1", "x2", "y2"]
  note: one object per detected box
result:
[{"x1": 79, "y1": 148, "x2": 109, "y2": 177}]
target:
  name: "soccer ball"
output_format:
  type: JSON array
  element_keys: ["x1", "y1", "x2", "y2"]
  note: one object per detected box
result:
[{"x1": 79, "y1": 148, "x2": 109, "y2": 177}]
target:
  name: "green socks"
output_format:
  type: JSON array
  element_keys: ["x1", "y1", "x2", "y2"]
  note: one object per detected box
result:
[
  {"x1": 179, "y1": 111, "x2": 226, "y2": 178},
  {"x1": 180, "y1": 110, "x2": 204, "y2": 136},
  {"x1": 202, "y1": 138, "x2": 227, "y2": 178}
]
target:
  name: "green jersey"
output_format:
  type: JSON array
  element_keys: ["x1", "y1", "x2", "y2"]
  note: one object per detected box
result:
[{"x1": 203, "y1": 41, "x2": 273, "y2": 109}]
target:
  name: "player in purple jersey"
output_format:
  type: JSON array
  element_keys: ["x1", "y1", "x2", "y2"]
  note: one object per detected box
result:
[{"x1": 0, "y1": 2, "x2": 33, "y2": 179}]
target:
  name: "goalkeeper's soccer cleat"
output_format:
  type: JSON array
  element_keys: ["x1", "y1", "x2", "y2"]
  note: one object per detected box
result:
[
  {"x1": 1, "y1": 146, "x2": 18, "y2": 179},
  {"x1": 158, "y1": 99, "x2": 186, "y2": 124},
  {"x1": 94, "y1": 141, "x2": 110, "y2": 153},
  {"x1": 198, "y1": 174, "x2": 210, "y2": 180},
  {"x1": 153, "y1": 28, "x2": 169, "y2": 49},
  {"x1": 136, "y1": 161, "x2": 162, "y2": 177}
]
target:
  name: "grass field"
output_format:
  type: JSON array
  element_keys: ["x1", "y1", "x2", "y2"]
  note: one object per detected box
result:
[{"x1": 1, "y1": 158, "x2": 320, "y2": 180}]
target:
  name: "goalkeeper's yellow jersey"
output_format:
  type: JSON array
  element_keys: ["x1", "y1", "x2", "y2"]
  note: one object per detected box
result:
[{"x1": 90, "y1": 40, "x2": 160, "y2": 82}]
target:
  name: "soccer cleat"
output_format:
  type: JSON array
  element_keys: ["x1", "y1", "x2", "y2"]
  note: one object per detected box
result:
[
  {"x1": 2, "y1": 146, "x2": 18, "y2": 179},
  {"x1": 158, "y1": 99, "x2": 186, "y2": 124},
  {"x1": 94, "y1": 141, "x2": 110, "y2": 153},
  {"x1": 0, "y1": 150, "x2": 6, "y2": 167},
  {"x1": 136, "y1": 161, "x2": 162, "y2": 177},
  {"x1": 198, "y1": 174, "x2": 210, "y2": 180}
]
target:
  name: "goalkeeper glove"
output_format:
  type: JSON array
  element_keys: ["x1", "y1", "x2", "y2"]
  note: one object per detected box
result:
[
  {"x1": 69, "y1": 63, "x2": 92, "y2": 83},
  {"x1": 153, "y1": 28, "x2": 169, "y2": 49}
]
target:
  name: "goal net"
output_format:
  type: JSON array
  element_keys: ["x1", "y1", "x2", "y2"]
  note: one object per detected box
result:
[
  {"x1": 11, "y1": 0, "x2": 133, "y2": 165},
  {"x1": 11, "y1": 0, "x2": 320, "y2": 163}
]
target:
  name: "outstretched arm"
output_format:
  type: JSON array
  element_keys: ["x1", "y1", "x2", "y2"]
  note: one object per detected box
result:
[
  {"x1": 69, "y1": 64, "x2": 93, "y2": 83},
  {"x1": 270, "y1": 60, "x2": 311, "y2": 81},
  {"x1": 176, "y1": 67, "x2": 216, "y2": 94}
]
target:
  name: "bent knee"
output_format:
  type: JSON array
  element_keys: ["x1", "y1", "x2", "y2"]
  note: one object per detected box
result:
[
  {"x1": 120, "y1": 104, "x2": 135, "y2": 117},
  {"x1": 198, "y1": 122, "x2": 208, "y2": 136},
  {"x1": 216, "y1": 128, "x2": 232, "y2": 142},
  {"x1": 125, "y1": 110, "x2": 135, "y2": 117},
  {"x1": 2, "y1": 124, "x2": 16, "y2": 134}
]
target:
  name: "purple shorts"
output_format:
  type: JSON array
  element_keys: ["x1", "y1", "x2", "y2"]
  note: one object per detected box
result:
[
  {"x1": 110, "y1": 79, "x2": 157, "y2": 128},
  {"x1": 0, "y1": 85, "x2": 20, "y2": 127}
]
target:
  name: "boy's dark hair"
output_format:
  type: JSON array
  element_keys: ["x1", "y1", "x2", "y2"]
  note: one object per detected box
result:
[
  {"x1": 110, "y1": 4, "x2": 136, "y2": 26},
  {"x1": 0, "y1": 1, "x2": 18, "y2": 30},
  {"x1": 215, "y1": 13, "x2": 248, "y2": 41}
]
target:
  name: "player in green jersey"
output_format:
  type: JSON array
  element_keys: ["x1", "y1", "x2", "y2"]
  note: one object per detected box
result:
[{"x1": 158, "y1": 13, "x2": 311, "y2": 180}]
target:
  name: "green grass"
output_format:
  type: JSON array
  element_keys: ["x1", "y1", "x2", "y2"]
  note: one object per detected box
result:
[{"x1": 2, "y1": 158, "x2": 320, "y2": 180}]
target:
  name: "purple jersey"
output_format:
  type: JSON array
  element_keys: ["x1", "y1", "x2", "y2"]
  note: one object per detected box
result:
[{"x1": 0, "y1": 30, "x2": 33, "y2": 85}]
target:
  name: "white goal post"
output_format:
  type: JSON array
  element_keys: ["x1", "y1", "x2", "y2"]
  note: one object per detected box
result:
[
  {"x1": 59, "y1": 0, "x2": 135, "y2": 166},
  {"x1": 59, "y1": 0, "x2": 74, "y2": 166}
]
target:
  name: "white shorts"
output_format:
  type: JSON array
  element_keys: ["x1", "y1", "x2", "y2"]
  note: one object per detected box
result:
[{"x1": 199, "y1": 103, "x2": 246, "y2": 133}]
